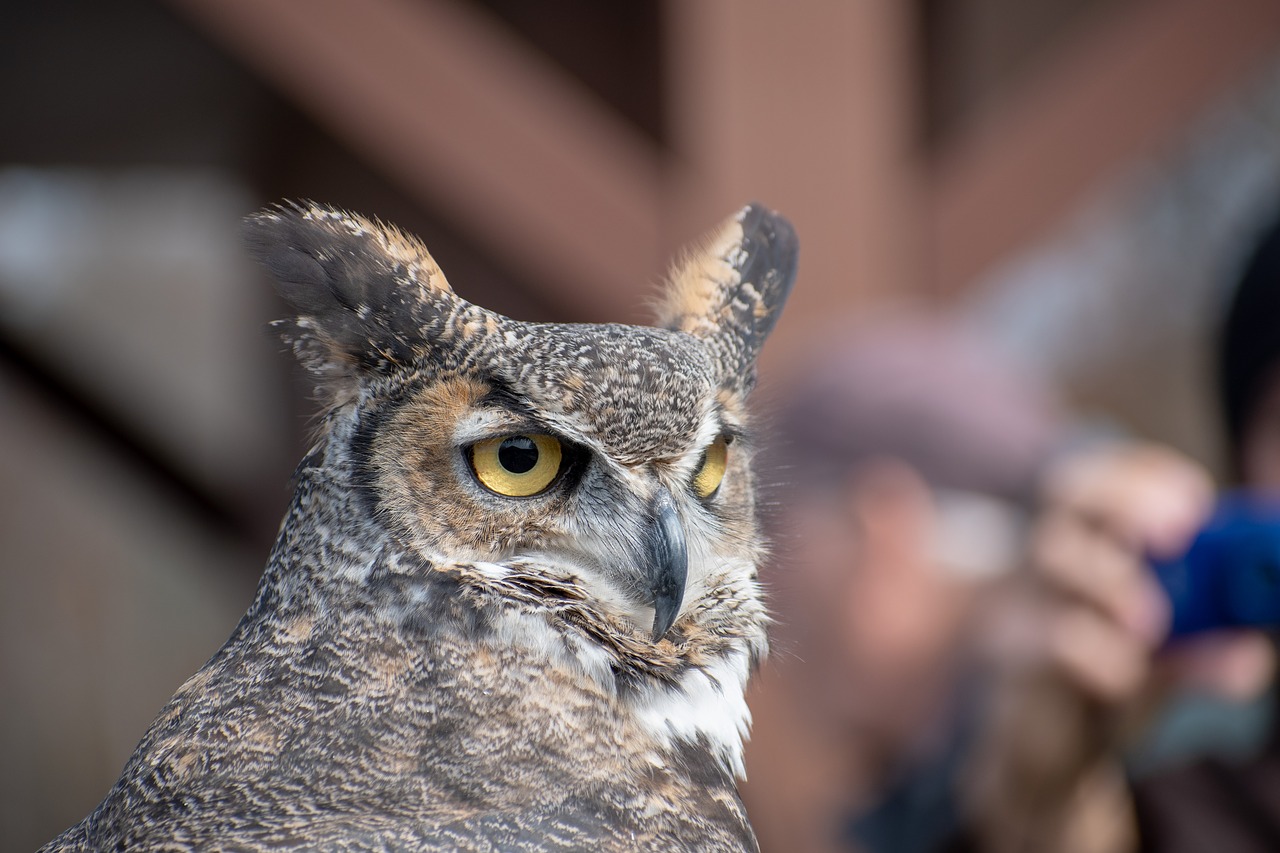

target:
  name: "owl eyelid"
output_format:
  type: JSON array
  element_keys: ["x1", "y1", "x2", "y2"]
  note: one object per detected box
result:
[
  {"x1": 464, "y1": 421, "x2": 572, "y2": 451},
  {"x1": 452, "y1": 407, "x2": 559, "y2": 447}
]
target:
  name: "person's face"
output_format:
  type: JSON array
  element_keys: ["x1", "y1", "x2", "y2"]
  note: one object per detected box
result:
[{"x1": 776, "y1": 461, "x2": 974, "y2": 738}]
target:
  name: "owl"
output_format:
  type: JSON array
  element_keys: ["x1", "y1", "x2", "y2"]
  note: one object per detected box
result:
[{"x1": 42, "y1": 200, "x2": 796, "y2": 851}]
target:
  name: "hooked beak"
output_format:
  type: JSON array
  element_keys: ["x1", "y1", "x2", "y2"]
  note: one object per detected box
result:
[{"x1": 646, "y1": 488, "x2": 688, "y2": 641}]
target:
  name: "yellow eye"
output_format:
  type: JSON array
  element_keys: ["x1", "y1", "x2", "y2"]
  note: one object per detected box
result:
[
  {"x1": 470, "y1": 434, "x2": 563, "y2": 497},
  {"x1": 692, "y1": 435, "x2": 729, "y2": 498}
]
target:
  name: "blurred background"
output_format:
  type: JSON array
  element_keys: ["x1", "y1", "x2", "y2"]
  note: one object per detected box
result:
[{"x1": 4, "y1": 0, "x2": 1280, "y2": 849}]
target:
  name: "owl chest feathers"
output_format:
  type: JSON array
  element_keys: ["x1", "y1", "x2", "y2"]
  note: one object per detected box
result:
[{"x1": 88, "y1": 583, "x2": 758, "y2": 850}]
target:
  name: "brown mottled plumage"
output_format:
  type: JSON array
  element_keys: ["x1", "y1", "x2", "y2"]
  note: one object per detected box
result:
[{"x1": 42, "y1": 202, "x2": 797, "y2": 851}]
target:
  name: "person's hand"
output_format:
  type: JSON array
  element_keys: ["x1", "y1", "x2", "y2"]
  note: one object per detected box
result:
[
  {"x1": 991, "y1": 441, "x2": 1273, "y2": 706},
  {"x1": 965, "y1": 442, "x2": 1274, "y2": 853}
]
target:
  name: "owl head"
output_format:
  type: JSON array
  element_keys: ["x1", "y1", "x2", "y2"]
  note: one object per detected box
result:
[{"x1": 245, "y1": 203, "x2": 794, "y2": 680}]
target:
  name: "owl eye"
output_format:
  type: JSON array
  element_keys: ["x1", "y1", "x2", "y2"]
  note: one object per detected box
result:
[
  {"x1": 470, "y1": 434, "x2": 564, "y2": 497},
  {"x1": 691, "y1": 435, "x2": 729, "y2": 498}
]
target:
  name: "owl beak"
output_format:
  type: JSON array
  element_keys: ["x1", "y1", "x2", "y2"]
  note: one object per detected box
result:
[{"x1": 647, "y1": 488, "x2": 688, "y2": 641}]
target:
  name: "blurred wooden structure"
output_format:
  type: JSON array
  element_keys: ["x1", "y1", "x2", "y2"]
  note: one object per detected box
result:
[{"x1": 171, "y1": 0, "x2": 1280, "y2": 355}]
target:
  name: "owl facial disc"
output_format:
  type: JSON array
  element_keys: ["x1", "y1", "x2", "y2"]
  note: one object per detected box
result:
[{"x1": 646, "y1": 487, "x2": 687, "y2": 641}]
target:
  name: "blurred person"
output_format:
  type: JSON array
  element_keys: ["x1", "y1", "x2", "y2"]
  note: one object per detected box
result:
[
  {"x1": 741, "y1": 313, "x2": 1067, "y2": 853},
  {"x1": 959, "y1": 210, "x2": 1280, "y2": 853},
  {"x1": 742, "y1": 240, "x2": 1280, "y2": 853}
]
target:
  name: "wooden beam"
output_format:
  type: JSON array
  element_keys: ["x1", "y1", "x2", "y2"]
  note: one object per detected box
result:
[
  {"x1": 165, "y1": 0, "x2": 665, "y2": 321},
  {"x1": 931, "y1": 0, "x2": 1280, "y2": 297}
]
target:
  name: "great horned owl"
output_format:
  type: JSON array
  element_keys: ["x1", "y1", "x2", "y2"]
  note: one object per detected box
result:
[{"x1": 42, "y1": 201, "x2": 796, "y2": 851}]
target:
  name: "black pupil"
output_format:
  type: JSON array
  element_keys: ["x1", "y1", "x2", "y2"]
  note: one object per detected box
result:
[{"x1": 498, "y1": 436, "x2": 539, "y2": 474}]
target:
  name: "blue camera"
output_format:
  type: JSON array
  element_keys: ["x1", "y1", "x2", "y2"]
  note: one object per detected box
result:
[{"x1": 1153, "y1": 495, "x2": 1280, "y2": 639}]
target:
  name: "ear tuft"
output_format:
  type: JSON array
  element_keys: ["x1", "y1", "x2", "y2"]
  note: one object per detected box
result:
[
  {"x1": 656, "y1": 204, "x2": 797, "y2": 392},
  {"x1": 244, "y1": 202, "x2": 458, "y2": 381}
]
